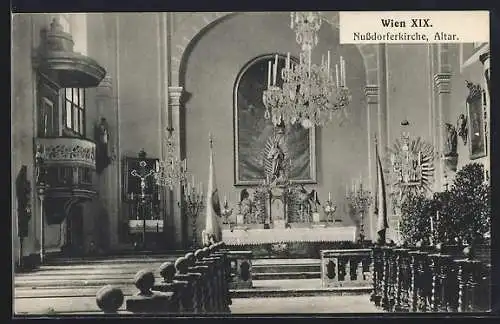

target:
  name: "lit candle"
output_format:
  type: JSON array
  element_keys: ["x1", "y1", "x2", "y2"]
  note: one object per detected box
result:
[
  {"x1": 430, "y1": 215, "x2": 434, "y2": 242},
  {"x1": 192, "y1": 176, "x2": 195, "y2": 189},
  {"x1": 155, "y1": 161, "x2": 159, "y2": 172},
  {"x1": 327, "y1": 50, "x2": 331, "y2": 73},
  {"x1": 328, "y1": 192, "x2": 331, "y2": 201},
  {"x1": 267, "y1": 61, "x2": 271, "y2": 88},
  {"x1": 287, "y1": 52, "x2": 291, "y2": 71},
  {"x1": 335, "y1": 64, "x2": 339, "y2": 87},
  {"x1": 340, "y1": 56, "x2": 344, "y2": 86},
  {"x1": 308, "y1": 48, "x2": 311, "y2": 73},
  {"x1": 273, "y1": 54, "x2": 278, "y2": 85},
  {"x1": 342, "y1": 58, "x2": 347, "y2": 86},
  {"x1": 290, "y1": 12, "x2": 294, "y2": 29}
]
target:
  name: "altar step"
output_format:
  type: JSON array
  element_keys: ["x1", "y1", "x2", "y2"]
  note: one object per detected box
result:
[{"x1": 252, "y1": 258, "x2": 321, "y2": 280}]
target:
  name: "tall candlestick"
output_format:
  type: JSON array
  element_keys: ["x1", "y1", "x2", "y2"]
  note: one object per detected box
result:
[
  {"x1": 267, "y1": 61, "x2": 271, "y2": 88},
  {"x1": 335, "y1": 64, "x2": 339, "y2": 87}
]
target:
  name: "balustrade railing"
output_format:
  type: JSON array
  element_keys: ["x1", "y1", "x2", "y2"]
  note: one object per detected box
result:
[
  {"x1": 370, "y1": 244, "x2": 491, "y2": 313},
  {"x1": 95, "y1": 241, "x2": 233, "y2": 314}
]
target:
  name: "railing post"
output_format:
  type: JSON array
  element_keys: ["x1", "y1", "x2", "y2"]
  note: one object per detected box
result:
[
  {"x1": 381, "y1": 247, "x2": 390, "y2": 311},
  {"x1": 211, "y1": 242, "x2": 232, "y2": 312},
  {"x1": 370, "y1": 247, "x2": 382, "y2": 307},
  {"x1": 96, "y1": 285, "x2": 124, "y2": 314},
  {"x1": 174, "y1": 256, "x2": 197, "y2": 313},
  {"x1": 408, "y1": 251, "x2": 419, "y2": 312},
  {"x1": 126, "y1": 269, "x2": 174, "y2": 314},
  {"x1": 152, "y1": 261, "x2": 183, "y2": 313},
  {"x1": 184, "y1": 252, "x2": 206, "y2": 313}
]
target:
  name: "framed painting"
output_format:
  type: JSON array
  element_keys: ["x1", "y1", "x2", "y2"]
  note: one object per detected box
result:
[
  {"x1": 466, "y1": 81, "x2": 487, "y2": 160},
  {"x1": 233, "y1": 54, "x2": 317, "y2": 186}
]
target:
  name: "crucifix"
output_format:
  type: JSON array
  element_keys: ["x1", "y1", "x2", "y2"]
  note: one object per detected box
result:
[{"x1": 130, "y1": 153, "x2": 157, "y2": 249}]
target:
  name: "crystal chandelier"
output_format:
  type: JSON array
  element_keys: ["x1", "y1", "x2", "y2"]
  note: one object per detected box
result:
[
  {"x1": 154, "y1": 128, "x2": 188, "y2": 190},
  {"x1": 262, "y1": 12, "x2": 351, "y2": 129}
]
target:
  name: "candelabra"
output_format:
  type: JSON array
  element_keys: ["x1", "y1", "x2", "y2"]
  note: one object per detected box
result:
[
  {"x1": 180, "y1": 178, "x2": 204, "y2": 249},
  {"x1": 154, "y1": 128, "x2": 188, "y2": 189},
  {"x1": 346, "y1": 183, "x2": 372, "y2": 242},
  {"x1": 262, "y1": 12, "x2": 351, "y2": 129},
  {"x1": 323, "y1": 193, "x2": 338, "y2": 224}
]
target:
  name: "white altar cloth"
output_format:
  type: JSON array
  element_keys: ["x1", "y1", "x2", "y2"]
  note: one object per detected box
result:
[{"x1": 222, "y1": 226, "x2": 357, "y2": 245}]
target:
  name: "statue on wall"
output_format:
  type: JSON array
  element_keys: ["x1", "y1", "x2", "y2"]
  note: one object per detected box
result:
[
  {"x1": 444, "y1": 123, "x2": 458, "y2": 156},
  {"x1": 95, "y1": 117, "x2": 111, "y2": 173},
  {"x1": 443, "y1": 122, "x2": 459, "y2": 173},
  {"x1": 35, "y1": 144, "x2": 46, "y2": 186},
  {"x1": 457, "y1": 113, "x2": 468, "y2": 145},
  {"x1": 268, "y1": 142, "x2": 285, "y2": 182}
]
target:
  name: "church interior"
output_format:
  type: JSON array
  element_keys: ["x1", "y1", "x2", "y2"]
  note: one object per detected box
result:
[{"x1": 12, "y1": 12, "x2": 491, "y2": 314}]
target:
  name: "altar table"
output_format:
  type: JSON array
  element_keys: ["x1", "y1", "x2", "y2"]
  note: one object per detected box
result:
[{"x1": 222, "y1": 226, "x2": 357, "y2": 246}]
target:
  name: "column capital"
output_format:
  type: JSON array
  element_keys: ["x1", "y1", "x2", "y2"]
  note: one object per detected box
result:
[
  {"x1": 168, "y1": 86, "x2": 184, "y2": 106},
  {"x1": 364, "y1": 85, "x2": 379, "y2": 104},
  {"x1": 433, "y1": 73, "x2": 452, "y2": 94}
]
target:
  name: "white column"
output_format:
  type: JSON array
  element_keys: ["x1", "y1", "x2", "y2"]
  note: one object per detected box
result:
[
  {"x1": 433, "y1": 73, "x2": 452, "y2": 190},
  {"x1": 168, "y1": 86, "x2": 184, "y2": 249},
  {"x1": 95, "y1": 76, "x2": 118, "y2": 248},
  {"x1": 364, "y1": 85, "x2": 378, "y2": 242}
]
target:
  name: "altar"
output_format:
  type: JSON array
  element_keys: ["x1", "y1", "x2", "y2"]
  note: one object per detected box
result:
[
  {"x1": 222, "y1": 225, "x2": 359, "y2": 258},
  {"x1": 222, "y1": 226, "x2": 357, "y2": 245}
]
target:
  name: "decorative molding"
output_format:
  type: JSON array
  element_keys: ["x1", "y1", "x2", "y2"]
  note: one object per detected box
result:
[
  {"x1": 35, "y1": 137, "x2": 96, "y2": 169},
  {"x1": 433, "y1": 73, "x2": 452, "y2": 94},
  {"x1": 364, "y1": 85, "x2": 379, "y2": 104},
  {"x1": 168, "y1": 86, "x2": 183, "y2": 107}
]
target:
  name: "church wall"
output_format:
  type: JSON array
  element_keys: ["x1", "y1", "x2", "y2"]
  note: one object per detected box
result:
[
  {"x1": 386, "y1": 44, "x2": 432, "y2": 145},
  {"x1": 115, "y1": 13, "x2": 162, "y2": 159},
  {"x1": 182, "y1": 12, "x2": 368, "y2": 241},
  {"x1": 12, "y1": 14, "x2": 39, "y2": 265}
]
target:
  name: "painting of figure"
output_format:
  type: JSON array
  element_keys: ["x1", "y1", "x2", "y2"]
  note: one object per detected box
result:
[{"x1": 233, "y1": 54, "x2": 316, "y2": 185}]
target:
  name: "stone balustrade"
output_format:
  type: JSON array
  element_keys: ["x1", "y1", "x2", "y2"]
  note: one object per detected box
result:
[
  {"x1": 95, "y1": 241, "x2": 234, "y2": 314},
  {"x1": 320, "y1": 249, "x2": 372, "y2": 288},
  {"x1": 370, "y1": 244, "x2": 491, "y2": 313}
]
